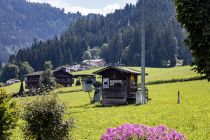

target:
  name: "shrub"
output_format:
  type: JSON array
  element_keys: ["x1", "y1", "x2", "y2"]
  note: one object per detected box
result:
[
  {"x1": 22, "y1": 94, "x2": 74, "y2": 140},
  {"x1": 0, "y1": 91, "x2": 17, "y2": 139},
  {"x1": 101, "y1": 124, "x2": 186, "y2": 140},
  {"x1": 0, "y1": 83, "x2": 5, "y2": 87}
]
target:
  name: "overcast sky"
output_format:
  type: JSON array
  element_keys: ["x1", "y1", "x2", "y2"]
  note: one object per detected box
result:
[{"x1": 28, "y1": 0, "x2": 137, "y2": 15}]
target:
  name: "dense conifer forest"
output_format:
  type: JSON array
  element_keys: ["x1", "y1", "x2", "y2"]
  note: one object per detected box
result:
[
  {"x1": 10, "y1": 0, "x2": 192, "y2": 71},
  {"x1": 0, "y1": 0, "x2": 80, "y2": 63}
]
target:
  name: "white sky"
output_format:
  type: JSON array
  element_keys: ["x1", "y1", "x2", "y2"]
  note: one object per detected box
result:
[{"x1": 28, "y1": 0, "x2": 137, "y2": 15}]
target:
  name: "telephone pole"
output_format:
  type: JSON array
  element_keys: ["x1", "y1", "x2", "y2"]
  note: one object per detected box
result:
[{"x1": 136, "y1": 0, "x2": 146, "y2": 104}]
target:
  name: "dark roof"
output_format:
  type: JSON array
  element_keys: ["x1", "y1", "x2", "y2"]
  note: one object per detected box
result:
[
  {"x1": 25, "y1": 71, "x2": 43, "y2": 76},
  {"x1": 73, "y1": 74, "x2": 95, "y2": 78},
  {"x1": 25, "y1": 69, "x2": 73, "y2": 77},
  {"x1": 93, "y1": 66, "x2": 143, "y2": 75},
  {"x1": 55, "y1": 66, "x2": 70, "y2": 70},
  {"x1": 53, "y1": 69, "x2": 73, "y2": 76}
]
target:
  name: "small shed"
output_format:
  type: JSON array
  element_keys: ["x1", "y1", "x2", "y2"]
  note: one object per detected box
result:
[
  {"x1": 93, "y1": 66, "x2": 141, "y2": 106},
  {"x1": 74, "y1": 74, "x2": 102, "y2": 103},
  {"x1": 73, "y1": 74, "x2": 96, "y2": 92}
]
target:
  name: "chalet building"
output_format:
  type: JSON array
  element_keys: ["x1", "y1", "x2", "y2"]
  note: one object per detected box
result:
[
  {"x1": 93, "y1": 66, "x2": 141, "y2": 106},
  {"x1": 82, "y1": 59, "x2": 106, "y2": 67},
  {"x1": 25, "y1": 71, "x2": 42, "y2": 89},
  {"x1": 70, "y1": 64, "x2": 81, "y2": 71},
  {"x1": 25, "y1": 67, "x2": 73, "y2": 89}
]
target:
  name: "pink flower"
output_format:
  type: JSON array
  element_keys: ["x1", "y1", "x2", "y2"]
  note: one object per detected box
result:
[{"x1": 100, "y1": 124, "x2": 186, "y2": 140}]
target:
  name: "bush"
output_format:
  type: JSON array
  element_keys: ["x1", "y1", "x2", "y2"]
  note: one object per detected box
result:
[
  {"x1": 0, "y1": 83, "x2": 5, "y2": 87},
  {"x1": 0, "y1": 91, "x2": 17, "y2": 139},
  {"x1": 22, "y1": 94, "x2": 74, "y2": 140},
  {"x1": 101, "y1": 124, "x2": 186, "y2": 140}
]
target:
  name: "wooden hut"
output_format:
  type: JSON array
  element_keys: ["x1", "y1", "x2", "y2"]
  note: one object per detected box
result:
[
  {"x1": 93, "y1": 66, "x2": 141, "y2": 106},
  {"x1": 25, "y1": 67, "x2": 73, "y2": 89}
]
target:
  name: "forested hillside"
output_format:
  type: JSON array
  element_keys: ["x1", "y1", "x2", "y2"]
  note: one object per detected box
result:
[
  {"x1": 11, "y1": 0, "x2": 192, "y2": 70},
  {"x1": 0, "y1": 0, "x2": 80, "y2": 63}
]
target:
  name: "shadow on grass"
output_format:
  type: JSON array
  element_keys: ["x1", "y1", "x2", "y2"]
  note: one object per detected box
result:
[
  {"x1": 68, "y1": 101, "x2": 147, "y2": 110},
  {"x1": 68, "y1": 103, "x2": 93, "y2": 109},
  {"x1": 92, "y1": 103, "x2": 138, "y2": 108}
]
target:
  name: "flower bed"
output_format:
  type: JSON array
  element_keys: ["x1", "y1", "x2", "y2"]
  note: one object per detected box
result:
[{"x1": 101, "y1": 124, "x2": 186, "y2": 140}]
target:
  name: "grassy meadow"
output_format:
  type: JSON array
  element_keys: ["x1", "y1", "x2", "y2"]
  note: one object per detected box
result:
[
  {"x1": 1, "y1": 66, "x2": 209, "y2": 140},
  {"x1": 2, "y1": 82, "x2": 22, "y2": 94},
  {"x1": 73, "y1": 66, "x2": 202, "y2": 84},
  {"x1": 60, "y1": 80, "x2": 210, "y2": 140},
  {"x1": 10, "y1": 80, "x2": 210, "y2": 140}
]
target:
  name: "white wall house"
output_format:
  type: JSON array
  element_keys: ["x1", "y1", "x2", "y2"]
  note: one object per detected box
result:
[
  {"x1": 82, "y1": 59, "x2": 106, "y2": 67},
  {"x1": 70, "y1": 64, "x2": 81, "y2": 71},
  {"x1": 6, "y1": 79, "x2": 20, "y2": 86}
]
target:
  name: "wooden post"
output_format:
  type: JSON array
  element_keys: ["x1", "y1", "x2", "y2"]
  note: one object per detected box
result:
[{"x1": 177, "y1": 91, "x2": 180, "y2": 104}]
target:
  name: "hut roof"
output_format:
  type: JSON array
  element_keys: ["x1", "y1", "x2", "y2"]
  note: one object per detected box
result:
[
  {"x1": 73, "y1": 74, "x2": 95, "y2": 78},
  {"x1": 25, "y1": 69, "x2": 73, "y2": 77},
  {"x1": 25, "y1": 71, "x2": 43, "y2": 76},
  {"x1": 93, "y1": 66, "x2": 143, "y2": 75}
]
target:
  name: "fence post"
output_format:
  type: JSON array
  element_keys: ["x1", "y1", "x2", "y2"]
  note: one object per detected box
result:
[{"x1": 177, "y1": 91, "x2": 180, "y2": 104}]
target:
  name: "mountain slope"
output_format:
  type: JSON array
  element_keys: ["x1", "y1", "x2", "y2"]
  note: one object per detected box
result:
[
  {"x1": 12, "y1": 0, "x2": 192, "y2": 70},
  {"x1": 0, "y1": 0, "x2": 80, "y2": 63}
]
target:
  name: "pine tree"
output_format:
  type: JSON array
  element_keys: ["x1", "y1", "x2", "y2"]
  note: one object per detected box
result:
[{"x1": 12, "y1": 0, "x2": 192, "y2": 69}]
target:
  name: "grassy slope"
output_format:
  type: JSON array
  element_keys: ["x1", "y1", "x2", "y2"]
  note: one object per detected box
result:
[
  {"x1": 7, "y1": 66, "x2": 209, "y2": 139},
  {"x1": 140, "y1": 66, "x2": 201, "y2": 82},
  {"x1": 1, "y1": 82, "x2": 21, "y2": 94},
  {"x1": 73, "y1": 66, "x2": 201, "y2": 83},
  {"x1": 57, "y1": 80, "x2": 210, "y2": 140}
]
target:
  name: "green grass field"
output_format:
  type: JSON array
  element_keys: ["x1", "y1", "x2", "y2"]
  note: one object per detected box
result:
[
  {"x1": 1, "y1": 66, "x2": 209, "y2": 140},
  {"x1": 138, "y1": 66, "x2": 201, "y2": 83},
  {"x1": 10, "y1": 80, "x2": 210, "y2": 140},
  {"x1": 2, "y1": 82, "x2": 21, "y2": 94},
  {"x1": 73, "y1": 66, "x2": 202, "y2": 83},
  {"x1": 57, "y1": 80, "x2": 209, "y2": 140}
]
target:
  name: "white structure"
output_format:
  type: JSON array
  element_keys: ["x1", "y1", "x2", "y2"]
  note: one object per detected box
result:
[
  {"x1": 82, "y1": 59, "x2": 106, "y2": 67},
  {"x1": 70, "y1": 64, "x2": 81, "y2": 71},
  {"x1": 56, "y1": 66, "x2": 71, "y2": 73},
  {"x1": 6, "y1": 79, "x2": 20, "y2": 86}
]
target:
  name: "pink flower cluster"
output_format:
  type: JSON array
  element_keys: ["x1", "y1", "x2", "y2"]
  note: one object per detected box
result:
[{"x1": 101, "y1": 124, "x2": 186, "y2": 140}]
